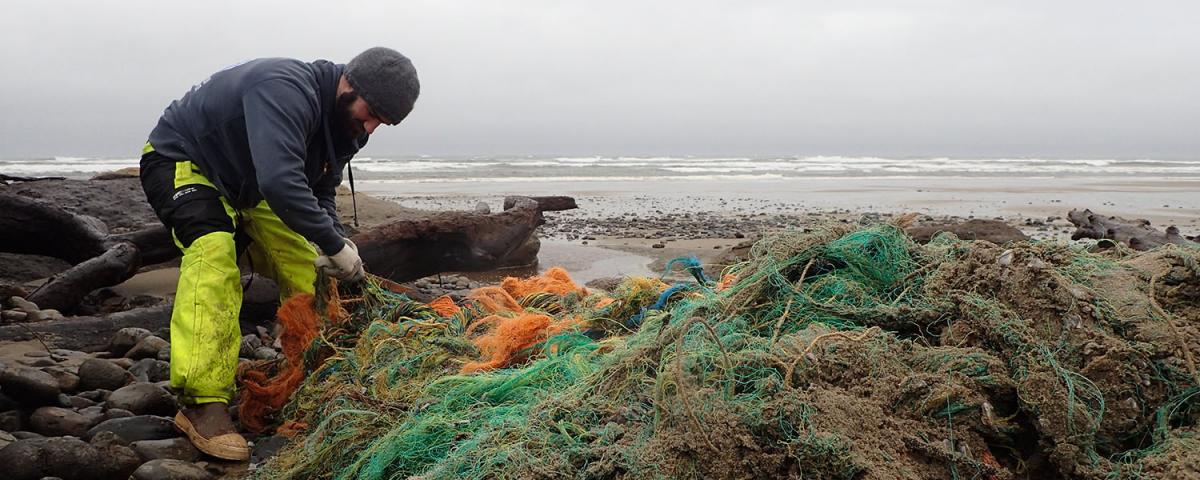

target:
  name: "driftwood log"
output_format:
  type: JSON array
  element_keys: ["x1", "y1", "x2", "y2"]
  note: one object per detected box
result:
[
  {"x1": 354, "y1": 197, "x2": 542, "y2": 281},
  {"x1": 1068, "y1": 209, "x2": 1198, "y2": 251},
  {"x1": 503, "y1": 195, "x2": 578, "y2": 212},
  {"x1": 1, "y1": 191, "x2": 560, "y2": 314}
]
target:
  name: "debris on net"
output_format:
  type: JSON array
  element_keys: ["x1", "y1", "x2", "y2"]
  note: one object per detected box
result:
[{"x1": 247, "y1": 224, "x2": 1200, "y2": 479}]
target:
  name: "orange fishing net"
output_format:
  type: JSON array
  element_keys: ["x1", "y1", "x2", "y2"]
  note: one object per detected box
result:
[
  {"x1": 715, "y1": 273, "x2": 738, "y2": 292},
  {"x1": 427, "y1": 295, "x2": 461, "y2": 317},
  {"x1": 460, "y1": 268, "x2": 586, "y2": 373},
  {"x1": 500, "y1": 266, "x2": 586, "y2": 298},
  {"x1": 237, "y1": 282, "x2": 346, "y2": 433}
]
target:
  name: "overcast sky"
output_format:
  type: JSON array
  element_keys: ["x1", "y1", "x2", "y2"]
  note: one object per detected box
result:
[{"x1": 1, "y1": 1, "x2": 1196, "y2": 159}]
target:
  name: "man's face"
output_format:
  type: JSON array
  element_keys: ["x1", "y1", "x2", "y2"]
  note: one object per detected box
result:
[{"x1": 332, "y1": 90, "x2": 390, "y2": 140}]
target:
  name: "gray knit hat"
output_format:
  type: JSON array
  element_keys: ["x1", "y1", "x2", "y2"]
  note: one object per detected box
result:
[{"x1": 345, "y1": 47, "x2": 420, "y2": 124}]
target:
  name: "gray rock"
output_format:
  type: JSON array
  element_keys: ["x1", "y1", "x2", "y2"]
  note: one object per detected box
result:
[
  {"x1": 250, "y1": 434, "x2": 289, "y2": 464},
  {"x1": 129, "y1": 359, "x2": 171, "y2": 383},
  {"x1": 90, "y1": 430, "x2": 142, "y2": 479},
  {"x1": 156, "y1": 345, "x2": 171, "y2": 361},
  {"x1": 0, "y1": 366, "x2": 61, "y2": 406},
  {"x1": 110, "y1": 358, "x2": 134, "y2": 369},
  {"x1": 10, "y1": 430, "x2": 42, "y2": 439},
  {"x1": 0, "y1": 429, "x2": 15, "y2": 449},
  {"x1": 106, "y1": 382, "x2": 175, "y2": 416},
  {"x1": 125, "y1": 336, "x2": 169, "y2": 360},
  {"x1": 42, "y1": 368, "x2": 80, "y2": 394},
  {"x1": 76, "y1": 389, "x2": 111, "y2": 402},
  {"x1": 85, "y1": 415, "x2": 177, "y2": 443},
  {"x1": 0, "y1": 408, "x2": 23, "y2": 432},
  {"x1": 252, "y1": 346, "x2": 279, "y2": 360},
  {"x1": 29, "y1": 406, "x2": 95, "y2": 437},
  {"x1": 239, "y1": 334, "x2": 262, "y2": 358},
  {"x1": 77, "y1": 405, "x2": 106, "y2": 428},
  {"x1": 67, "y1": 395, "x2": 96, "y2": 409},
  {"x1": 474, "y1": 201, "x2": 491, "y2": 214},
  {"x1": 109, "y1": 327, "x2": 152, "y2": 356},
  {"x1": 132, "y1": 437, "x2": 202, "y2": 463},
  {"x1": 131, "y1": 459, "x2": 215, "y2": 480},
  {"x1": 104, "y1": 408, "x2": 134, "y2": 420},
  {"x1": 0, "y1": 436, "x2": 101, "y2": 480},
  {"x1": 77, "y1": 358, "x2": 130, "y2": 392}
]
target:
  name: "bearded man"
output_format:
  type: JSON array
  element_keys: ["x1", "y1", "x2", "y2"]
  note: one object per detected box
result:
[{"x1": 139, "y1": 47, "x2": 418, "y2": 460}]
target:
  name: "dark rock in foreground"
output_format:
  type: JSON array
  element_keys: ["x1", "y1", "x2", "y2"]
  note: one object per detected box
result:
[
  {"x1": 0, "y1": 365, "x2": 62, "y2": 405},
  {"x1": 131, "y1": 458, "x2": 215, "y2": 480},
  {"x1": 86, "y1": 415, "x2": 177, "y2": 443}
]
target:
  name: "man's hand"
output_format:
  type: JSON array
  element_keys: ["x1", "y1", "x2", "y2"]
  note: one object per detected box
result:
[{"x1": 315, "y1": 239, "x2": 365, "y2": 282}]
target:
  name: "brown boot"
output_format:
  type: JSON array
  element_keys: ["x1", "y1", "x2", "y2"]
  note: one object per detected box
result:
[{"x1": 174, "y1": 403, "x2": 250, "y2": 461}]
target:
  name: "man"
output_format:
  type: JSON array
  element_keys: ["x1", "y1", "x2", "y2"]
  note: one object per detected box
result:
[{"x1": 139, "y1": 47, "x2": 419, "y2": 460}]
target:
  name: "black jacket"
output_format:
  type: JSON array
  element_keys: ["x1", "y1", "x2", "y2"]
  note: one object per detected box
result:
[{"x1": 147, "y1": 58, "x2": 365, "y2": 255}]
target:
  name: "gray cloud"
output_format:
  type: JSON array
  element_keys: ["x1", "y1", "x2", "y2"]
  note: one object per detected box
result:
[{"x1": 1, "y1": 0, "x2": 1196, "y2": 159}]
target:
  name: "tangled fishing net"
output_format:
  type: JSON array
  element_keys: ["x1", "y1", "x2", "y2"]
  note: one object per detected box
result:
[{"x1": 240, "y1": 223, "x2": 1200, "y2": 479}]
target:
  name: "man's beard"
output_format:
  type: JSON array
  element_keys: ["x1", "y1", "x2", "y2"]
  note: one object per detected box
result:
[{"x1": 331, "y1": 91, "x2": 366, "y2": 141}]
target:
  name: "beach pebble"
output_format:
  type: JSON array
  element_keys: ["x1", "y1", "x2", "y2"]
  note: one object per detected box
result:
[
  {"x1": 1, "y1": 309, "x2": 28, "y2": 322},
  {"x1": 239, "y1": 334, "x2": 263, "y2": 358},
  {"x1": 43, "y1": 368, "x2": 80, "y2": 394},
  {"x1": 126, "y1": 336, "x2": 169, "y2": 360},
  {"x1": 0, "y1": 429, "x2": 15, "y2": 449},
  {"x1": 474, "y1": 202, "x2": 491, "y2": 214},
  {"x1": 77, "y1": 358, "x2": 131, "y2": 392},
  {"x1": 109, "y1": 327, "x2": 152, "y2": 356},
  {"x1": 651, "y1": 243, "x2": 665, "y2": 249},
  {"x1": 0, "y1": 410, "x2": 24, "y2": 431},
  {"x1": 131, "y1": 459, "x2": 215, "y2": 480},
  {"x1": 106, "y1": 383, "x2": 175, "y2": 416},
  {"x1": 0, "y1": 366, "x2": 62, "y2": 406},
  {"x1": 110, "y1": 357, "x2": 135, "y2": 369},
  {"x1": 90, "y1": 430, "x2": 143, "y2": 479},
  {"x1": 253, "y1": 346, "x2": 279, "y2": 360},
  {"x1": 10, "y1": 430, "x2": 43, "y2": 439},
  {"x1": 0, "y1": 436, "x2": 102, "y2": 480},
  {"x1": 68, "y1": 395, "x2": 97, "y2": 409},
  {"x1": 129, "y1": 359, "x2": 171, "y2": 383},
  {"x1": 27, "y1": 309, "x2": 66, "y2": 323},
  {"x1": 86, "y1": 415, "x2": 177, "y2": 443},
  {"x1": 132, "y1": 437, "x2": 202, "y2": 463},
  {"x1": 29, "y1": 406, "x2": 95, "y2": 437},
  {"x1": 7, "y1": 296, "x2": 40, "y2": 312},
  {"x1": 76, "y1": 388, "x2": 111, "y2": 403}
]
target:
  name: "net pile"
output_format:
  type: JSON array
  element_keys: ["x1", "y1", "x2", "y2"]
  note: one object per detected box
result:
[{"x1": 247, "y1": 224, "x2": 1200, "y2": 479}]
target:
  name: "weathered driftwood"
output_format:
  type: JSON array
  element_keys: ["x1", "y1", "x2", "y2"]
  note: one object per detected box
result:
[
  {"x1": 0, "y1": 304, "x2": 172, "y2": 352},
  {"x1": 905, "y1": 219, "x2": 1029, "y2": 245},
  {"x1": 0, "y1": 174, "x2": 66, "y2": 185},
  {"x1": 2, "y1": 191, "x2": 551, "y2": 313},
  {"x1": 503, "y1": 195, "x2": 578, "y2": 212},
  {"x1": 1068, "y1": 209, "x2": 1198, "y2": 251},
  {"x1": 354, "y1": 198, "x2": 542, "y2": 282},
  {"x1": 27, "y1": 243, "x2": 142, "y2": 313}
]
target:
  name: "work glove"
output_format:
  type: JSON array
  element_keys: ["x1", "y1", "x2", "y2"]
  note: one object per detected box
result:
[{"x1": 315, "y1": 238, "x2": 365, "y2": 282}]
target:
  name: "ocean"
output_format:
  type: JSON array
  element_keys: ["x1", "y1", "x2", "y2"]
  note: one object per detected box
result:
[
  {"x1": 4, "y1": 155, "x2": 1198, "y2": 225},
  {"x1": 4, "y1": 155, "x2": 1199, "y2": 182}
]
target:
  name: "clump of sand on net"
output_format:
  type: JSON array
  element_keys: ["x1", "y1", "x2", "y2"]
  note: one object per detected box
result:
[{"x1": 238, "y1": 223, "x2": 1200, "y2": 479}]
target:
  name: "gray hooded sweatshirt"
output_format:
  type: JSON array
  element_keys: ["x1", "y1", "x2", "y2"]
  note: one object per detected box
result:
[{"x1": 147, "y1": 58, "x2": 364, "y2": 256}]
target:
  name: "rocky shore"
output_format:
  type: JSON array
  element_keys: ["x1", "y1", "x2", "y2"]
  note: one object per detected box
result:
[
  {"x1": 2, "y1": 173, "x2": 1195, "y2": 479},
  {"x1": 0, "y1": 325, "x2": 289, "y2": 479}
]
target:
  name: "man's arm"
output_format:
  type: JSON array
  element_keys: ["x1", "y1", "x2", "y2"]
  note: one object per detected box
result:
[
  {"x1": 312, "y1": 165, "x2": 346, "y2": 237},
  {"x1": 242, "y1": 78, "x2": 346, "y2": 255}
]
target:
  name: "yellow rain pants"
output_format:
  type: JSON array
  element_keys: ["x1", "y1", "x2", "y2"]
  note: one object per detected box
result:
[{"x1": 145, "y1": 143, "x2": 317, "y2": 405}]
